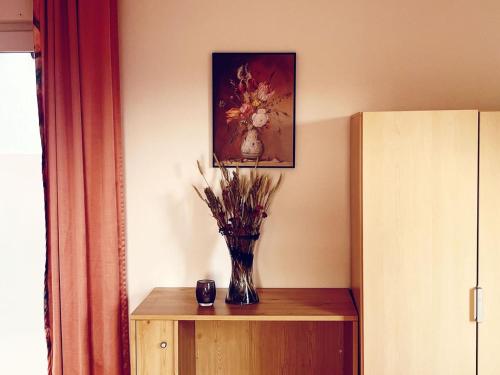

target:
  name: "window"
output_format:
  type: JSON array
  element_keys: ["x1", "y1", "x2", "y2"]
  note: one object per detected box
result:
[{"x1": 0, "y1": 53, "x2": 46, "y2": 373}]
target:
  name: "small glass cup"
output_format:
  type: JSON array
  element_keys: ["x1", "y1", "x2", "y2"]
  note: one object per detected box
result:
[{"x1": 196, "y1": 279, "x2": 216, "y2": 307}]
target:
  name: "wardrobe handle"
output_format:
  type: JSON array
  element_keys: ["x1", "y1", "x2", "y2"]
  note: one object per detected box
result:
[
  {"x1": 474, "y1": 287, "x2": 484, "y2": 323},
  {"x1": 159, "y1": 341, "x2": 168, "y2": 349}
]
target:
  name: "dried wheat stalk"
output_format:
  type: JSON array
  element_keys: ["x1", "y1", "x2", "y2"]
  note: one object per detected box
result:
[{"x1": 193, "y1": 157, "x2": 282, "y2": 253}]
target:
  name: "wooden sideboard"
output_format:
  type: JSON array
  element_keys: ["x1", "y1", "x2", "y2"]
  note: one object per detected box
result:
[{"x1": 130, "y1": 288, "x2": 358, "y2": 375}]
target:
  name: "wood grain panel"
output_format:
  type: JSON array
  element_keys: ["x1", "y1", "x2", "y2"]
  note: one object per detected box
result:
[
  {"x1": 478, "y1": 112, "x2": 500, "y2": 375},
  {"x1": 350, "y1": 112, "x2": 363, "y2": 374},
  {"x1": 196, "y1": 321, "x2": 251, "y2": 375},
  {"x1": 136, "y1": 320, "x2": 175, "y2": 375},
  {"x1": 131, "y1": 288, "x2": 357, "y2": 321},
  {"x1": 178, "y1": 321, "x2": 196, "y2": 375},
  {"x1": 351, "y1": 321, "x2": 358, "y2": 375},
  {"x1": 130, "y1": 320, "x2": 137, "y2": 375},
  {"x1": 362, "y1": 110, "x2": 478, "y2": 374},
  {"x1": 195, "y1": 321, "x2": 352, "y2": 374}
]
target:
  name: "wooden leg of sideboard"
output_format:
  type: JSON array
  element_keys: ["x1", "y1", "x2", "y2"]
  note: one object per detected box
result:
[{"x1": 130, "y1": 320, "x2": 137, "y2": 375}]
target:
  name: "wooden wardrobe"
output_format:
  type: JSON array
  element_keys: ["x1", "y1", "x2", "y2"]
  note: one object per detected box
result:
[{"x1": 350, "y1": 110, "x2": 500, "y2": 374}]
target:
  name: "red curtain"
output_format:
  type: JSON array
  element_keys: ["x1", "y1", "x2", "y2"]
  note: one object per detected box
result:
[{"x1": 33, "y1": 0, "x2": 129, "y2": 374}]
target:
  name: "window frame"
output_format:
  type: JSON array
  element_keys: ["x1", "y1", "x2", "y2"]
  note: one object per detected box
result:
[{"x1": 0, "y1": 22, "x2": 33, "y2": 52}]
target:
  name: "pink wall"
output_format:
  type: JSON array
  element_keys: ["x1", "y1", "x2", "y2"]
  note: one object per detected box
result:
[
  {"x1": 119, "y1": 0, "x2": 500, "y2": 309},
  {"x1": 0, "y1": 0, "x2": 31, "y2": 22},
  {"x1": 0, "y1": 0, "x2": 32, "y2": 51}
]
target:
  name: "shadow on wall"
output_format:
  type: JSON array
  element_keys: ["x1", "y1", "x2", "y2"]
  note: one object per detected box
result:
[
  {"x1": 238, "y1": 116, "x2": 351, "y2": 289},
  {"x1": 164, "y1": 161, "x2": 222, "y2": 286}
]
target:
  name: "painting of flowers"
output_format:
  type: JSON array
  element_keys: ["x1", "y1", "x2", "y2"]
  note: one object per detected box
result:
[{"x1": 213, "y1": 53, "x2": 296, "y2": 168}]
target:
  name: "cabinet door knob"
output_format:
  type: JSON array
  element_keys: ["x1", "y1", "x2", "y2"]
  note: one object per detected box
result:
[{"x1": 160, "y1": 341, "x2": 167, "y2": 349}]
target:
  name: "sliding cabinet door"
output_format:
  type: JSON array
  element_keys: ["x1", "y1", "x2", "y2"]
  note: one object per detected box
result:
[
  {"x1": 362, "y1": 111, "x2": 478, "y2": 375},
  {"x1": 479, "y1": 112, "x2": 500, "y2": 375}
]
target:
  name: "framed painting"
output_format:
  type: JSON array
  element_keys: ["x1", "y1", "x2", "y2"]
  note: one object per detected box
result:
[{"x1": 212, "y1": 52, "x2": 296, "y2": 168}]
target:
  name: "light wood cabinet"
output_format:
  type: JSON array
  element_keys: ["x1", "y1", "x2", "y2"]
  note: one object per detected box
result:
[
  {"x1": 351, "y1": 110, "x2": 480, "y2": 374},
  {"x1": 130, "y1": 288, "x2": 358, "y2": 375},
  {"x1": 134, "y1": 320, "x2": 175, "y2": 375},
  {"x1": 478, "y1": 112, "x2": 500, "y2": 375}
]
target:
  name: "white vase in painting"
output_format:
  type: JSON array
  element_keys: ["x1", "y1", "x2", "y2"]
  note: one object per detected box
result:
[{"x1": 240, "y1": 128, "x2": 263, "y2": 160}]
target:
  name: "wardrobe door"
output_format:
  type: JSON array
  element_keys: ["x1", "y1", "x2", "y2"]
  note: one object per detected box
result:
[
  {"x1": 362, "y1": 111, "x2": 478, "y2": 375},
  {"x1": 479, "y1": 112, "x2": 500, "y2": 375}
]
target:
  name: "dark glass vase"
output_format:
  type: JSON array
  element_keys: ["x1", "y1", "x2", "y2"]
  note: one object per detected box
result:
[{"x1": 225, "y1": 234, "x2": 259, "y2": 305}]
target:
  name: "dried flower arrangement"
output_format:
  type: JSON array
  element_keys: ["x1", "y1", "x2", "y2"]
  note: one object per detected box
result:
[
  {"x1": 224, "y1": 63, "x2": 291, "y2": 131},
  {"x1": 193, "y1": 157, "x2": 283, "y2": 304},
  {"x1": 217, "y1": 58, "x2": 294, "y2": 162}
]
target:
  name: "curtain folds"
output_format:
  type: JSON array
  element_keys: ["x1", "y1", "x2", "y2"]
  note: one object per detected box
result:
[{"x1": 33, "y1": 0, "x2": 129, "y2": 373}]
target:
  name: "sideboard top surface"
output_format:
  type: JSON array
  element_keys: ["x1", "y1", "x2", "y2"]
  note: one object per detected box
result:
[{"x1": 131, "y1": 287, "x2": 358, "y2": 321}]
